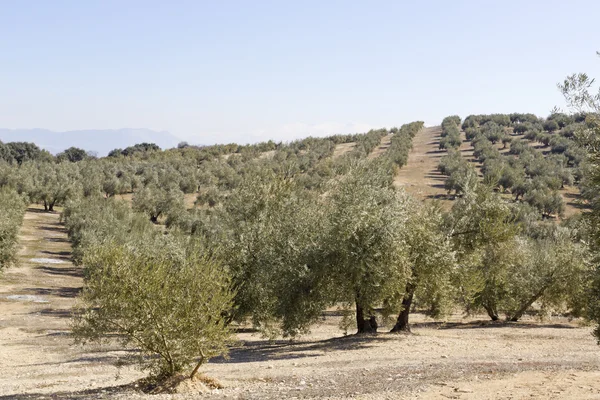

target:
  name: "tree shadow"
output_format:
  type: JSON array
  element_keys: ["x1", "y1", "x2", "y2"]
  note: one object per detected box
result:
[
  {"x1": 426, "y1": 193, "x2": 454, "y2": 200},
  {"x1": 424, "y1": 173, "x2": 446, "y2": 181},
  {"x1": 40, "y1": 250, "x2": 71, "y2": 257},
  {"x1": 36, "y1": 265, "x2": 82, "y2": 278},
  {"x1": 0, "y1": 384, "x2": 137, "y2": 400},
  {"x1": 45, "y1": 237, "x2": 70, "y2": 243},
  {"x1": 23, "y1": 287, "x2": 81, "y2": 298},
  {"x1": 425, "y1": 149, "x2": 445, "y2": 155},
  {"x1": 411, "y1": 320, "x2": 577, "y2": 330},
  {"x1": 33, "y1": 308, "x2": 73, "y2": 319},
  {"x1": 211, "y1": 334, "x2": 395, "y2": 364},
  {"x1": 39, "y1": 225, "x2": 68, "y2": 234},
  {"x1": 25, "y1": 207, "x2": 58, "y2": 215}
]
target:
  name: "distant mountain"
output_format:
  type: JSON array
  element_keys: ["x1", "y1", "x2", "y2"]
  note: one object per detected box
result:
[{"x1": 0, "y1": 128, "x2": 181, "y2": 156}]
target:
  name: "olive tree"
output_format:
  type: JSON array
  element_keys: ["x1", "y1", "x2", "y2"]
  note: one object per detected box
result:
[
  {"x1": 390, "y1": 201, "x2": 455, "y2": 332},
  {"x1": 73, "y1": 236, "x2": 234, "y2": 380},
  {"x1": 558, "y1": 59, "x2": 600, "y2": 341},
  {"x1": 503, "y1": 227, "x2": 589, "y2": 321},
  {"x1": 449, "y1": 182, "x2": 519, "y2": 320},
  {"x1": 221, "y1": 173, "x2": 332, "y2": 337},
  {"x1": 326, "y1": 160, "x2": 410, "y2": 333},
  {"x1": 133, "y1": 184, "x2": 185, "y2": 223},
  {"x1": 33, "y1": 162, "x2": 80, "y2": 211},
  {"x1": 0, "y1": 188, "x2": 26, "y2": 271}
]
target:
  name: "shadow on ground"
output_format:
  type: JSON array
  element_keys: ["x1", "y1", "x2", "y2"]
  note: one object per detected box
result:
[
  {"x1": 36, "y1": 265, "x2": 82, "y2": 278},
  {"x1": 411, "y1": 320, "x2": 577, "y2": 330},
  {"x1": 212, "y1": 334, "x2": 397, "y2": 364},
  {"x1": 25, "y1": 207, "x2": 59, "y2": 215},
  {"x1": 0, "y1": 384, "x2": 137, "y2": 400},
  {"x1": 22, "y1": 287, "x2": 81, "y2": 298}
]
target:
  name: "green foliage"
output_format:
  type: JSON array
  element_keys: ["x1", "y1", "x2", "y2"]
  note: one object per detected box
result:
[
  {"x1": 448, "y1": 182, "x2": 520, "y2": 320},
  {"x1": 391, "y1": 201, "x2": 455, "y2": 331},
  {"x1": 57, "y1": 147, "x2": 90, "y2": 163},
  {"x1": 385, "y1": 121, "x2": 423, "y2": 168},
  {"x1": 32, "y1": 162, "x2": 80, "y2": 211},
  {"x1": 543, "y1": 119, "x2": 560, "y2": 132},
  {"x1": 440, "y1": 116, "x2": 462, "y2": 150},
  {"x1": 63, "y1": 197, "x2": 157, "y2": 265},
  {"x1": 0, "y1": 189, "x2": 26, "y2": 271},
  {"x1": 558, "y1": 62, "x2": 600, "y2": 342},
  {"x1": 221, "y1": 173, "x2": 331, "y2": 337},
  {"x1": 133, "y1": 185, "x2": 185, "y2": 223},
  {"x1": 325, "y1": 160, "x2": 410, "y2": 333},
  {"x1": 502, "y1": 226, "x2": 589, "y2": 321},
  {"x1": 110, "y1": 142, "x2": 161, "y2": 158},
  {"x1": 72, "y1": 236, "x2": 234, "y2": 379},
  {"x1": 5, "y1": 142, "x2": 53, "y2": 164}
]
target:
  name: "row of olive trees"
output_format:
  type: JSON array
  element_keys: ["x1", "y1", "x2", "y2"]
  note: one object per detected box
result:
[
  {"x1": 0, "y1": 125, "x2": 408, "y2": 215},
  {"x1": 0, "y1": 189, "x2": 26, "y2": 272},
  {"x1": 60, "y1": 122, "x2": 592, "y2": 384},
  {"x1": 439, "y1": 115, "x2": 462, "y2": 150},
  {"x1": 438, "y1": 113, "x2": 585, "y2": 218},
  {"x1": 62, "y1": 197, "x2": 234, "y2": 381},
  {"x1": 57, "y1": 122, "x2": 423, "y2": 381}
]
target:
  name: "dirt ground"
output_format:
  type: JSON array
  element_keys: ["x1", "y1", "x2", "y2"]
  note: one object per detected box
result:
[
  {"x1": 1, "y1": 205, "x2": 600, "y2": 399},
  {"x1": 393, "y1": 126, "x2": 456, "y2": 208}
]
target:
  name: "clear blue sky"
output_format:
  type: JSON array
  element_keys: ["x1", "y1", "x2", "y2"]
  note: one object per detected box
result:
[{"x1": 1, "y1": 1, "x2": 599, "y2": 145}]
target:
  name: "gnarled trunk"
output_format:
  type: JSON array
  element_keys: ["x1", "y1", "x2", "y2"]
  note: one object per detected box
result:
[
  {"x1": 483, "y1": 304, "x2": 499, "y2": 321},
  {"x1": 508, "y1": 286, "x2": 548, "y2": 322},
  {"x1": 355, "y1": 300, "x2": 377, "y2": 334},
  {"x1": 391, "y1": 283, "x2": 415, "y2": 333}
]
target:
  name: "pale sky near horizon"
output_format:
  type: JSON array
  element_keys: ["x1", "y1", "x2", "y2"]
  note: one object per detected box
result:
[{"x1": 1, "y1": 1, "x2": 599, "y2": 145}]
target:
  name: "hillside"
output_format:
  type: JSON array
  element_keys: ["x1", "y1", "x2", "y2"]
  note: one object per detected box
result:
[{"x1": 393, "y1": 124, "x2": 582, "y2": 217}]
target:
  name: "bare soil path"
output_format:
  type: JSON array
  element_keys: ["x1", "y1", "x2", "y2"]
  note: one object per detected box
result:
[
  {"x1": 393, "y1": 126, "x2": 449, "y2": 201},
  {"x1": 0, "y1": 205, "x2": 142, "y2": 397},
  {"x1": 368, "y1": 134, "x2": 393, "y2": 159}
]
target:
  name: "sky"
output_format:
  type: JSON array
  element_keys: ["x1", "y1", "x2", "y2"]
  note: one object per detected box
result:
[{"x1": 1, "y1": 1, "x2": 599, "y2": 145}]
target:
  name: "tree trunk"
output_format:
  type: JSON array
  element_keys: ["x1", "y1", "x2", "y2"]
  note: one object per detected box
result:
[
  {"x1": 508, "y1": 287, "x2": 547, "y2": 322},
  {"x1": 43, "y1": 200, "x2": 48, "y2": 211},
  {"x1": 391, "y1": 283, "x2": 415, "y2": 333},
  {"x1": 355, "y1": 301, "x2": 368, "y2": 334},
  {"x1": 483, "y1": 304, "x2": 499, "y2": 321},
  {"x1": 190, "y1": 352, "x2": 205, "y2": 380},
  {"x1": 355, "y1": 300, "x2": 377, "y2": 334},
  {"x1": 48, "y1": 201, "x2": 55, "y2": 212}
]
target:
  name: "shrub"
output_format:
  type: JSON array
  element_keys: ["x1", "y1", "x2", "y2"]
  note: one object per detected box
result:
[
  {"x1": 543, "y1": 120, "x2": 560, "y2": 132},
  {"x1": 73, "y1": 237, "x2": 234, "y2": 380},
  {"x1": 0, "y1": 189, "x2": 26, "y2": 271}
]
